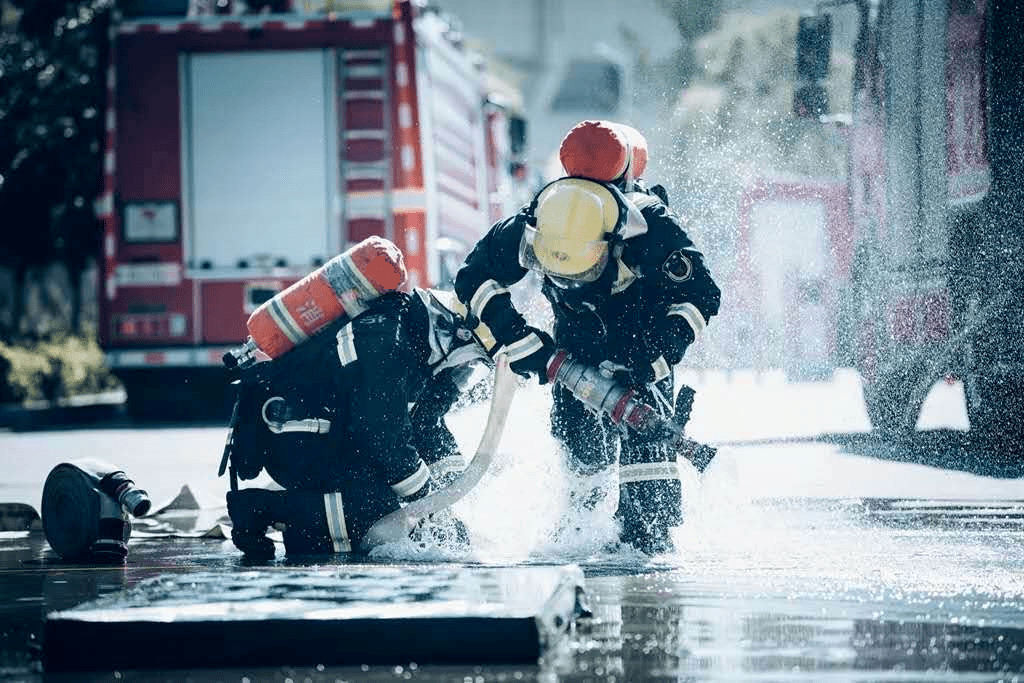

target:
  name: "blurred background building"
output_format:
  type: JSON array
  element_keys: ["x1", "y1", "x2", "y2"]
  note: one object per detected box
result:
[
  {"x1": 435, "y1": 0, "x2": 682, "y2": 183},
  {"x1": 436, "y1": 0, "x2": 855, "y2": 372}
]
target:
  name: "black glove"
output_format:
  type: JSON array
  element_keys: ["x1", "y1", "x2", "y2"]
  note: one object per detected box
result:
[
  {"x1": 226, "y1": 488, "x2": 286, "y2": 561},
  {"x1": 506, "y1": 328, "x2": 556, "y2": 383}
]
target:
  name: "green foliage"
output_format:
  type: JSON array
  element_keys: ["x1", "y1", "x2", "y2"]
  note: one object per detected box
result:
[
  {"x1": 0, "y1": 334, "x2": 118, "y2": 403},
  {"x1": 0, "y1": 0, "x2": 111, "y2": 273}
]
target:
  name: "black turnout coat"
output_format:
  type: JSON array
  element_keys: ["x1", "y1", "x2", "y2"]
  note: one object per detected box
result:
[{"x1": 454, "y1": 186, "x2": 721, "y2": 381}]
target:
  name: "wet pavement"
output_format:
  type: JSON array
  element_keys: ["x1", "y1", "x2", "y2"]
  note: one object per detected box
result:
[
  {"x1": 2, "y1": 493, "x2": 1024, "y2": 681},
  {"x1": 2, "y1": 374, "x2": 1024, "y2": 681}
]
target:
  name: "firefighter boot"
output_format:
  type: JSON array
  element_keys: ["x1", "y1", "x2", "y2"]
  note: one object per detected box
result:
[
  {"x1": 281, "y1": 491, "x2": 339, "y2": 555},
  {"x1": 615, "y1": 476, "x2": 682, "y2": 555},
  {"x1": 226, "y1": 488, "x2": 287, "y2": 561}
]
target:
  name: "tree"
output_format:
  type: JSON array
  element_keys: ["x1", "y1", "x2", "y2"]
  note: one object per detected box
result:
[
  {"x1": 665, "y1": 10, "x2": 851, "y2": 246},
  {"x1": 0, "y1": 0, "x2": 111, "y2": 340}
]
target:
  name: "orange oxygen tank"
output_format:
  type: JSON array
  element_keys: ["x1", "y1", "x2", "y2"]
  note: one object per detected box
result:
[{"x1": 226, "y1": 236, "x2": 407, "y2": 368}]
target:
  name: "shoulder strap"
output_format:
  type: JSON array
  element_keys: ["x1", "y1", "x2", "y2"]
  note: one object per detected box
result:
[{"x1": 626, "y1": 190, "x2": 662, "y2": 212}]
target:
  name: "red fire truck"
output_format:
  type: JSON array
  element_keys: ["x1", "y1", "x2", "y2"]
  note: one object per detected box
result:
[
  {"x1": 730, "y1": 177, "x2": 853, "y2": 380},
  {"x1": 96, "y1": 0, "x2": 527, "y2": 416},
  {"x1": 796, "y1": 0, "x2": 1023, "y2": 446}
]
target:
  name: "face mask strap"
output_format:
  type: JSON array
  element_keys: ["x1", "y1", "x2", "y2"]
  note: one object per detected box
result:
[{"x1": 603, "y1": 181, "x2": 635, "y2": 242}]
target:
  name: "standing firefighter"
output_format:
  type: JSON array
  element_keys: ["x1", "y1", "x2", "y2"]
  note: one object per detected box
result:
[
  {"x1": 220, "y1": 239, "x2": 494, "y2": 559},
  {"x1": 454, "y1": 120, "x2": 721, "y2": 554}
]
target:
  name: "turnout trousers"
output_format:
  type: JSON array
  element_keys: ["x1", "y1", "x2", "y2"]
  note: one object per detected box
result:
[{"x1": 550, "y1": 377, "x2": 684, "y2": 554}]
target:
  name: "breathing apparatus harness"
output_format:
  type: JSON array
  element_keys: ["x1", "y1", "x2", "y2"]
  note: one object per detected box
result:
[{"x1": 218, "y1": 289, "x2": 493, "y2": 491}]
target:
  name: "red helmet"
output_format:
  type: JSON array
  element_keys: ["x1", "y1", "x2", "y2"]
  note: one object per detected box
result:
[{"x1": 558, "y1": 120, "x2": 648, "y2": 183}]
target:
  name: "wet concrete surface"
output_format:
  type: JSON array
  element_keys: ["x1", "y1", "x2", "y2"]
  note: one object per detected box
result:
[
  {"x1": 2, "y1": 494, "x2": 1024, "y2": 682},
  {"x1": 41, "y1": 565, "x2": 585, "y2": 672},
  {"x1": 3, "y1": 376, "x2": 1024, "y2": 682}
]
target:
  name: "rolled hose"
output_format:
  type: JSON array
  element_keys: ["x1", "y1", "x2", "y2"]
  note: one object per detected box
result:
[
  {"x1": 41, "y1": 463, "x2": 130, "y2": 563},
  {"x1": 360, "y1": 356, "x2": 518, "y2": 550}
]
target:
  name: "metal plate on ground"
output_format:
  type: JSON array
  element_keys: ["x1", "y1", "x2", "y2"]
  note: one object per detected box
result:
[{"x1": 44, "y1": 564, "x2": 586, "y2": 671}]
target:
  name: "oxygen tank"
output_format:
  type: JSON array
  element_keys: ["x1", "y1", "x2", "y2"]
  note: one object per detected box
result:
[{"x1": 226, "y1": 236, "x2": 408, "y2": 368}]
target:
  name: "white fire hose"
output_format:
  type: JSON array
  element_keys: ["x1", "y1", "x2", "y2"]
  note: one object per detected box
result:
[{"x1": 360, "y1": 355, "x2": 518, "y2": 550}]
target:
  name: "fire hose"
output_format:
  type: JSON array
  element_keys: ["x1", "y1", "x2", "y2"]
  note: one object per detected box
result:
[
  {"x1": 360, "y1": 355, "x2": 518, "y2": 550},
  {"x1": 545, "y1": 350, "x2": 717, "y2": 473},
  {"x1": 360, "y1": 350, "x2": 715, "y2": 550}
]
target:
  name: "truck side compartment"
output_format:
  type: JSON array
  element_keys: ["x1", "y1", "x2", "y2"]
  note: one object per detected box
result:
[{"x1": 817, "y1": 0, "x2": 1023, "y2": 450}]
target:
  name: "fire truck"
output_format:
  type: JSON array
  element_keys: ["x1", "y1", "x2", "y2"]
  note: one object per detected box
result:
[
  {"x1": 730, "y1": 177, "x2": 853, "y2": 380},
  {"x1": 96, "y1": 0, "x2": 527, "y2": 417},
  {"x1": 795, "y1": 0, "x2": 1023, "y2": 447}
]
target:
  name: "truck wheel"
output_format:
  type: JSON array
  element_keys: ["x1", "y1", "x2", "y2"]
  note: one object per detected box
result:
[
  {"x1": 861, "y1": 358, "x2": 934, "y2": 440},
  {"x1": 964, "y1": 329, "x2": 1024, "y2": 458},
  {"x1": 964, "y1": 373, "x2": 1023, "y2": 449},
  {"x1": 959, "y1": 287, "x2": 1024, "y2": 459}
]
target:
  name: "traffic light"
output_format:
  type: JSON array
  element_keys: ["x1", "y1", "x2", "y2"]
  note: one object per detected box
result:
[
  {"x1": 794, "y1": 13, "x2": 832, "y2": 118},
  {"x1": 793, "y1": 83, "x2": 829, "y2": 119},
  {"x1": 797, "y1": 14, "x2": 832, "y2": 81}
]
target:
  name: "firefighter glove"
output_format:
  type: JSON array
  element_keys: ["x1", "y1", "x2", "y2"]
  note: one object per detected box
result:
[
  {"x1": 623, "y1": 344, "x2": 676, "y2": 386},
  {"x1": 506, "y1": 327, "x2": 556, "y2": 384}
]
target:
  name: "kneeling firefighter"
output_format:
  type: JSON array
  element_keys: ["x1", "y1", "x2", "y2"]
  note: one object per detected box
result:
[
  {"x1": 220, "y1": 238, "x2": 495, "y2": 559},
  {"x1": 455, "y1": 120, "x2": 721, "y2": 554}
]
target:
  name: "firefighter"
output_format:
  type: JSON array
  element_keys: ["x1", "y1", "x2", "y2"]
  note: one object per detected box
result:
[
  {"x1": 454, "y1": 120, "x2": 721, "y2": 554},
  {"x1": 222, "y1": 287, "x2": 494, "y2": 560}
]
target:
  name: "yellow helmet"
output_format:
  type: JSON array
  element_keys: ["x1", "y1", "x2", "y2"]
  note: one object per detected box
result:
[{"x1": 519, "y1": 178, "x2": 620, "y2": 284}]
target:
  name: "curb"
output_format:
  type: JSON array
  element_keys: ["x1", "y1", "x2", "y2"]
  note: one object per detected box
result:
[{"x1": 0, "y1": 391, "x2": 126, "y2": 431}]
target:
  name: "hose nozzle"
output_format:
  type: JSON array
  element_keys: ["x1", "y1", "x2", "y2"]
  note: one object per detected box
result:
[
  {"x1": 99, "y1": 472, "x2": 152, "y2": 517},
  {"x1": 546, "y1": 350, "x2": 717, "y2": 472},
  {"x1": 546, "y1": 350, "x2": 657, "y2": 432}
]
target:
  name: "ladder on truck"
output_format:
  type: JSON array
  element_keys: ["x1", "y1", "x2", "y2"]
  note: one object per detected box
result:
[{"x1": 339, "y1": 47, "x2": 394, "y2": 247}]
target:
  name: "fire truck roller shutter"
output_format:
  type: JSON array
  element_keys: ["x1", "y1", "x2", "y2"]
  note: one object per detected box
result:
[{"x1": 184, "y1": 50, "x2": 338, "y2": 273}]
